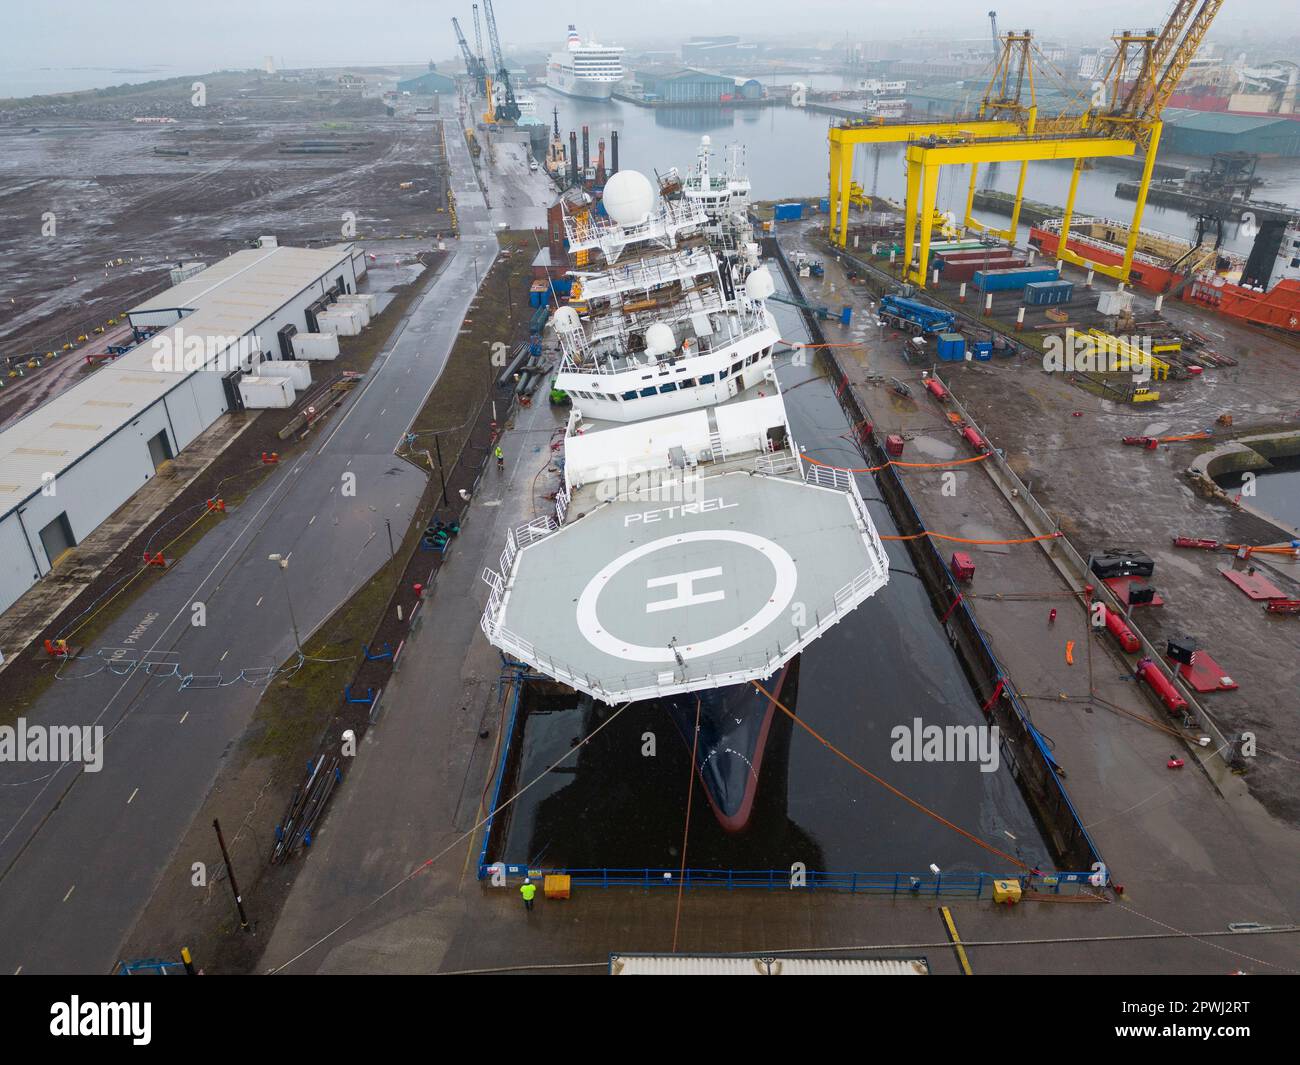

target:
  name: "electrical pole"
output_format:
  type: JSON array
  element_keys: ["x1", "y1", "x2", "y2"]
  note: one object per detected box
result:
[
  {"x1": 384, "y1": 517, "x2": 395, "y2": 562},
  {"x1": 212, "y1": 818, "x2": 249, "y2": 931},
  {"x1": 433, "y1": 435, "x2": 449, "y2": 506}
]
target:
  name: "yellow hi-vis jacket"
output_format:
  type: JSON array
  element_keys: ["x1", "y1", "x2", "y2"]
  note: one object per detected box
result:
[{"x1": 520, "y1": 882, "x2": 537, "y2": 901}]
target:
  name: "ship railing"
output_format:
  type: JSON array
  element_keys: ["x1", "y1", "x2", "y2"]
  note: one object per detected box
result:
[
  {"x1": 803, "y1": 462, "x2": 853, "y2": 493},
  {"x1": 554, "y1": 485, "x2": 571, "y2": 525},
  {"x1": 575, "y1": 247, "x2": 718, "y2": 301},
  {"x1": 1039, "y1": 217, "x2": 1212, "y2": 270},
  {"x1": 514, "y1": 515, "x2": 557, "y2": 547},
  {"x1": 754, "y1": 452, "x2": 798, "y2": 476}
]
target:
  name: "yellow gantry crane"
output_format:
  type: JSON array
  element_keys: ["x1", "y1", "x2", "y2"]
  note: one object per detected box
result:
[{"x1": 828, "y1": 0, "x2": 1225, "y2": 289}]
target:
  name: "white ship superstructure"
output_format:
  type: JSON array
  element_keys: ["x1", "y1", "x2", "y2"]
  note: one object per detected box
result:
[
  {"x1": 553, "y1": 169, "x2": 778, "y2": 422},
  {"x1": 547, "y1": 24, "x2": 624, "y2": 100}
]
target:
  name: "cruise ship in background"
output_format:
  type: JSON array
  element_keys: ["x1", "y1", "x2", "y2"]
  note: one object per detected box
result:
[{"x1": 546, "y1": 24, "x2": 624, "y2": 100}]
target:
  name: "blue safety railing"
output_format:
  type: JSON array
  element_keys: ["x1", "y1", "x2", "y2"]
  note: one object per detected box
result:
[{"x1": 474, "y1": 865, "x2": 1102, "y2": 895}]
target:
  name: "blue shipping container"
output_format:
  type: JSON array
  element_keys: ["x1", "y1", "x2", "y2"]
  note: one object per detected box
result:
[
  {"x1": 973, "y1": 341, "x2": 993, "y2": 361},
  {"x1": 936, "y1": 332, "x2": 966, "y2": 361},
  {"x1": 1024, "y1": 280, "x2": 1074, "y2": 305},
  {"x1": 773, "y1": 202, "x2": 804, "y2": 221},
  {"x1": 819, "y1": 197, "x2": 831, "y2": 213},
  {"x1": 972, "y1": 266, "x2": 1060, "y2": 292}
]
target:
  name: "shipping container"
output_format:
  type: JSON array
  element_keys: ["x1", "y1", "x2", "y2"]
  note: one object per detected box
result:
[
  {"x1": 773, "y1": 202, "x2": 804, "y2": 221},
  {"x1": 256, "y1": 359, "x2": 312, "y2": 390},
  {"x1": 316, "y1": 308, "x2": 362, "y2": 336},
  {"x1": 936, "y1": 332, "x2": 966, "y2": 361},
  {"x1": 973, "y1": 341, "x2": 994, "y2": 361},
  {"x1": 238, "y1": 375, "x2": 295, "y2": 408},
  {"x1": 819, "y1": 197, "x2": 831, "y2": 213},
  {"x1": 937, "y1": 257, "x2": 1026, "y2": 283},
  {"x1": 971, "y1": 266, "x2": 1060, "y2": 292},
  {"x1": 291, "y1": 332, "x2": 340, "y2": 360},
  {"x1": 1024, "y1": 279, "x2": 1075, "y2": 305},
  {"x1": 935, "y1": 247, "x2": 1017, "y2": 264},
  {"x1": 333, "y1": 296, "x2": 371, "y2": 326}
]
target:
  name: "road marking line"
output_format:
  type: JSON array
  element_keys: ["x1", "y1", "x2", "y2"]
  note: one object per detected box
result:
[
  {"x1": 63, "y1": 885, "x2": 75, "y2": 903},
  {"x1": 363, "y1": 433, "x2": 370, "y2": 441},
  {"x1": 220, "y1": 650, "x2": 228, "y2": 661},
  {"x1": 128, "y1": 788, "x2": 138, "y2": 804},
  {"x1": 309, "y1": 515, "x2": 316, "y2": 525},
  {"x1": 179, "y1": 711, "x2": 189, "y2": 724},
  {"x1": 255, "y1": 596, "x2": 263, "y2": 607},
  {"x1": 940, "y1": 906, "x2": 973, "y2": 975},
  {"x1": 380, "y1": 408, "x2": 386, "y2": 416},
  {"x1": 13, "y1": 966, "x2": 20, "y2": 975}
]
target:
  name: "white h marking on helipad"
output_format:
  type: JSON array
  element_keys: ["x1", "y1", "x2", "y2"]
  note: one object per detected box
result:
[{"x1": 645, "y1": 567, "x2": 724, "y2": 614}]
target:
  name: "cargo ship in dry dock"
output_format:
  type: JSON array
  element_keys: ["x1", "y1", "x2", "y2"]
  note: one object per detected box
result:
[
  {"x1": 1030, "y1": 214, "x2": 1300, "y2": 332},
  {"x1": 480, "y1": 142, "x2": 890, "y2": 831}
]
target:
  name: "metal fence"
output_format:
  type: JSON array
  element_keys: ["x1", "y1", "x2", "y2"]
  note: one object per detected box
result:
[{"x1": 476, "y1": 865, "x2": 1103, "y2": 896}]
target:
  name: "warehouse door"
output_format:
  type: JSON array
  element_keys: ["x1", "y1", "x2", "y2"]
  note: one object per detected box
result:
[
  {"x1": 39, "y1": 512, "x2": 75, "y2": 567},
  {"x1": 147, "y1": 429, "x2": 173, "y2": 471},
  {"x1": 277, "y1": 323, "x2": 297, "y2": 360},
  {"x1": 222, "y1": 370, "x2": 245, "y2": 413}
]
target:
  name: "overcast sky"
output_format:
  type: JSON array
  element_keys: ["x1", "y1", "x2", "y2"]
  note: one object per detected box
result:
[{"x1": 5, "y1": 0, "x2": 1290, "y2": 76}]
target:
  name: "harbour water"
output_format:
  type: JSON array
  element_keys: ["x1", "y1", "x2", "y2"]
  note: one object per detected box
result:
[
  {"x1": 1216, "y1": 456, "x2": 1300, "y2": 531},
  {"x1": 533, "y1": 84, "x2": 1300, "y2": 257}
]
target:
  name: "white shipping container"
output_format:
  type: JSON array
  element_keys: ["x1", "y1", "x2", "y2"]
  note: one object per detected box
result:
[
  {"x1": 315, "y1": 309, "x2": 361, "y2": 336},
  {"x1": 291, "y1": 332, "x2": 340, "y2": 360},
  {"x1": 332, "y1": 297, "x2": 371, "y2": 326},
  {"x1": 257, "y1": 359, "x2": 312, "y2": 390},
  {"x1": 338, "y1": 292, "x2": 377, "y2": 314},
  {"x1": 239, "y1": 375, "x2": 295, "y2": 408},
  {"x1": 1097, "y1": 290, "x2": 1134, "y2": 316}
]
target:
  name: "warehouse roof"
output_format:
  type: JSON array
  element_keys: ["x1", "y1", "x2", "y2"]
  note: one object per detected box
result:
[{"x1": 0, "y1": 243, "x2": 357, "y2": 521}]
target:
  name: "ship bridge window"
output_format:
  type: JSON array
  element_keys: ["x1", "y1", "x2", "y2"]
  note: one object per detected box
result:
[
  {"x1": 639, "y1": 386, "x2": 656, "y2": 398},
  {"x1": 680, "y1": 378, "x2": 695, "y2": 389},
  {"x1": 731, "y1": 360, "x2": 743, "y2": 374},
  {"x1": 699, "y1": 373, "x2": 715, "y2": 384},
  {"x1": 659, "y1": 382, "x2": 677, "y2": 393},
  {"x1": 718, "y1": 368, "x2": 728, "y2": 379},
  {"x1": 746, "y1": 354, "x2": 759, "y2": 365},
  {"x1": 622, "y1": 390, "x2": 638, "y2": 400}
]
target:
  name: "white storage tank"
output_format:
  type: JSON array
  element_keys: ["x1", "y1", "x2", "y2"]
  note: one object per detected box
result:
[
  {"x1": 291, "y1": 332, "x2": 340, "y2": 360},
  {"x1": 315, "y1": 309, "x2": 361, "y2": 336},
  {"x1": 257, "y1": 360, "x2": 312, "y2": 390},
  {"x1": 238, "y1": 375, "x2": 295, "y2": 408}
]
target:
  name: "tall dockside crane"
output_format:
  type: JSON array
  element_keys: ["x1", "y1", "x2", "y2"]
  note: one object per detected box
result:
[
  {"x1": 473, "y1": 3, "x2": 486, "y2": 76},
  {"x1": 452, "y1": 17, "x2": 487, "y2": 95},
  {"x1": 482, "y1": 0, "x2": 521, "y2": 123},
  {"x1": 827, "y1": 0, "x2": 1225, "y2": 289}
]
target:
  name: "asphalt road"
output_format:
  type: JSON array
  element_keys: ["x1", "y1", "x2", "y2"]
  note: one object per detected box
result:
[{"x1": 0, "y1": 115, "x2": 507, "y2": 974}]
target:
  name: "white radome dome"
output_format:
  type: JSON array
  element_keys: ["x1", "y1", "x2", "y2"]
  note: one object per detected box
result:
[
  {"x1": 553, "y1": 305, "x2": 581, "y2": 333},
  {"x1": 643, "y1": 322, "x2": 676, "y2": 356},
  {"x1": 744, "y1": 265, "x2": 776, "y2": 302},
  {"x1": 602, "y1": 170, "x2": 656, "y2": 227}
]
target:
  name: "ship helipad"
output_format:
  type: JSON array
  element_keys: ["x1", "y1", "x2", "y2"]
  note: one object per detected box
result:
[{"x1": 481, "y1": 463, "x2": 889, "y2": 703}]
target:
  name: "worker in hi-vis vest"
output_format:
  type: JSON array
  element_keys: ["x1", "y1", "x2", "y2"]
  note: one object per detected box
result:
[
  {"x1": 520, "y1": 877, "x2": 536, "y2": 912},
  {"x1": 495, "y1": 444, "x2": 504, "y2": 471}
]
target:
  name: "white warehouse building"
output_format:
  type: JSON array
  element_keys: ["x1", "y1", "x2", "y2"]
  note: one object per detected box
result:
[{"x1": 0, "y1": 240, "x2": 367, "y2": 616}]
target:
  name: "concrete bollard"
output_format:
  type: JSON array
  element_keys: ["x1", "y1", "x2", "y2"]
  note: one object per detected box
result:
[
  {"x1": 959, "y1": 281, "x2": 967, "y2": 303},
  {"x1": 1016, "y1": 306, "x2": 1025, "y2": 331},
  {"x1": 933, "y1": 268, "x2": 940, "y2": 286},
  {"x1": 1154, "y1": 294, "x2": 1164, "y2": 312},
  {"x1": 984, "y1": 293, "x2": 993, "y2": 317},
  {"x1": 1086, "y1": 268, "x2": 1095, "y2": 289}
]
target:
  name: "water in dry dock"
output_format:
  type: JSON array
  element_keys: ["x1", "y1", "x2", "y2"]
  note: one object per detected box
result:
[{"x1": 490, "y1": 271, "x2": 1053, "y2": 875}]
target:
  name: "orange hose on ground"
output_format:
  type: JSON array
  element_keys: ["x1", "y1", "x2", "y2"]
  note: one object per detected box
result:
[
  {"x1": 805, "y1": 453, "x2": 991, "y2": 474},
  {"x1": 1066, "y1": 641, "x2": 1075, "y2": 666},
  {"x1": 751, "y1": 680, "x2": 1029, "y2": 871},
  {"x1": 882, "y1": 531, "x2": 1063, "y2": 546}
]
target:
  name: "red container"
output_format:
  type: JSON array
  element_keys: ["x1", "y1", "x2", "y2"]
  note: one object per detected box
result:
[
  {"x1": 951, "y1": 551, "x2": 976, "y2": 582},
  {"x1": 939, "y1": 257, "x2": 1027, "y2": 283},
  {"x1": 961, "y1": 426, "x2": 988, "y2": 452},
  {"x1": 924, "y1": 378, "x2": 949, "y2": 400},
  {"x1": 885, "y1": 433, "x2": 905, "y2": 457}
]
